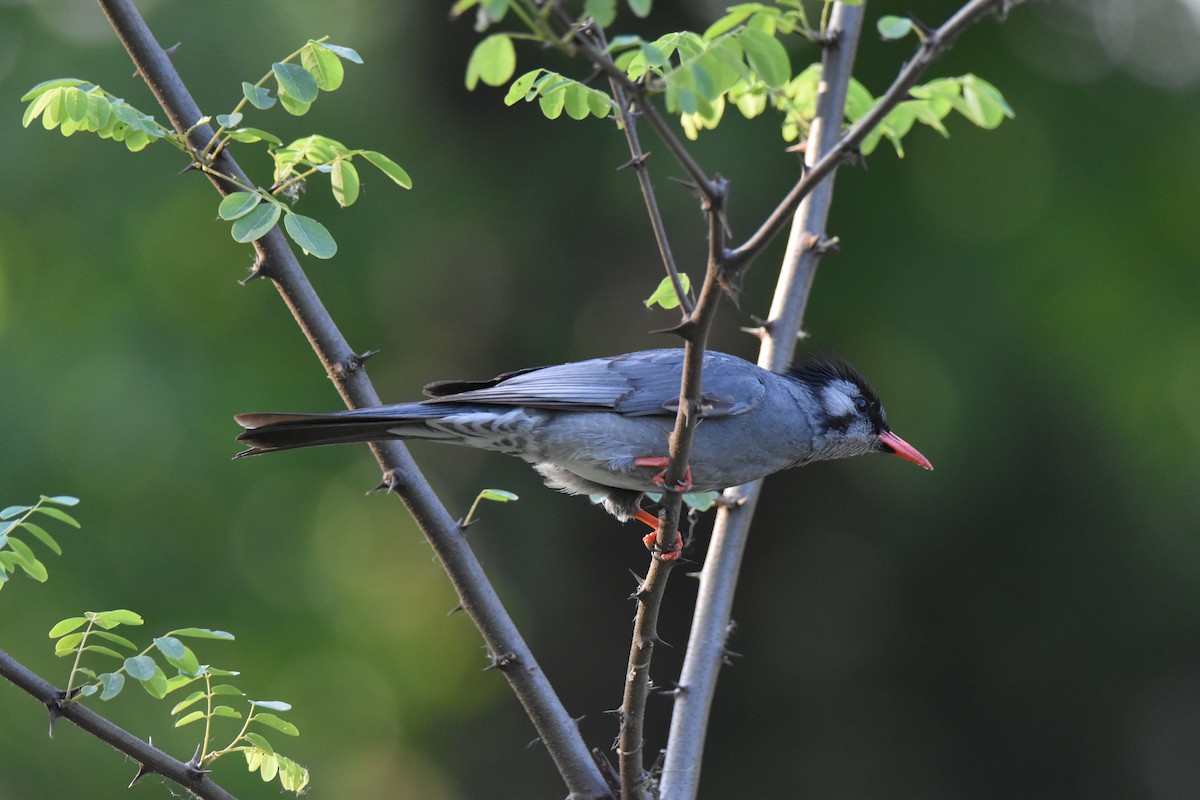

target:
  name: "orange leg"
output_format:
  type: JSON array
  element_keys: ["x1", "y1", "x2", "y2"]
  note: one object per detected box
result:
[
  {"x1": 632, "y1": 456, "x2": 693, "y2": 492},
  {"x1": 634, "y1": 508, "x2": 683, "y2": 561}
]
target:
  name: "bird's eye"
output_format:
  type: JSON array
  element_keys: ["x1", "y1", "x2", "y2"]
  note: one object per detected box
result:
[{"x1": 853, "y1": 395, "x2": 869, "y2": 412}]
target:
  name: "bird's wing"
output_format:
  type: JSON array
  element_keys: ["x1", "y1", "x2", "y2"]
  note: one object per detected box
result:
[{"x1": 421, "y1": 349, "x2": 767, "y2": 418}]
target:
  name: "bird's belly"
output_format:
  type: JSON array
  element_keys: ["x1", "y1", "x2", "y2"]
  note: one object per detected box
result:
[{"x1": 531, "y1": 412, "x2": 798, "y2": 493}]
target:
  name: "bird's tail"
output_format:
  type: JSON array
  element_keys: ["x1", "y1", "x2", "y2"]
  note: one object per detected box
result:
[{"x1": 234, "y1": 405, "x2": 443, "y2": 457}]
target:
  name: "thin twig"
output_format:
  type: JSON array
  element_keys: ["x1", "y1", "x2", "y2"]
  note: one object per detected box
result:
[
  {"x1": 587, "y1": 25, "x2": 693, "y2": 316},
  {"x1": 562, "y1": 17, "x2": 717, "y2": 202},
  {"x1": 93, "y1": 2, "x2": 610, "y2": 797},
  {"x1": 0, "y1": 648, "x2": 239, "y2": 800}
]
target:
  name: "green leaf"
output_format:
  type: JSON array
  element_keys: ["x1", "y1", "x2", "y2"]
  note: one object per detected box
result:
[
  {"x1": 20, "y1": 522, "x2": 60, "y2": 555},
  {"x1": 90, "y1": 609, "x2": 143, "y2": 628},
  {"x1": 0, "y1": 505, "x2": 31, "y2": 520},
  {"x1": 5, "y1": 538, "x2": 47, "y2": 581},
  {"x1": 98, "y1": 671, "x2": 125, "y2": 700},
  {"x1": 737, "y1": 28, "x2": 790, "y2": 87},
  {"x1": 35, "y1": 506, "x2": 80, "y2": 528},
  {"x1": 271, "y1": 62, "x2": 318, "y2": 103},
  {"x1": 331, "y1": 160, "x2": 360, "y2": 208},
  {"x1": 55, "y1": 633, "x2": 85, "y2": 655},
  {"x1": 171, "y1": 690, "x2": 207, "y2": 714},
  {"x1": 958, "y1": 74, "x2": 1014, "y2": 129},
  {"x1": 480, "y1": 489, "x2": 519, "y2": 503},
  {"x1": 539, "y1": 87, "x2": 566, "y2": 119},
  {"x1": 218, "y1": 191, "x2": 262, "y2": 221},
  {"x1": 644, "y1": 273, "x2": 691, "y2": 309},
  {"x1": 139, "y1": 665, "x2": 170, "y2": 699},
  {"x1": 168, "y1": 627, "x2": 235, "y2": 640},
  {"x1": 361, "y1": 150, "x2": 413, "y2": 189},
  {"x1": 50, "y1": 617, "x2": 88, "y2": 638},
  {"x1": 682, "y1": 491, "x2": 720, "y2": 511},
  {"x1": 211, "y1": 705, "x2": 242, "y2": 719},
  {"x1": 302, "y1": 43, "x2": 345, "y2": 92},
  {"x1": 252, "y1": 712, "x2": 299, "y2": 736},
  {"x1": 215, "y1": 112, "x2": 243, "y2": 128},
  {"x1": 466, "y1": 34, "x2": 516, "y2": 90},
  {"x1": 21, "y1": 78, "x2": 86, "y2": 102},
  {"x1": 241, "y1": 82, "x2": 276, "y2": 110},
  {"x1": 42, "y1": 495, "x2": 79, "y2": 507},
  {"x1": 314, "y1": 42, "x2": 363, "y2": 64},
  {"x1": 628, "y1": 0, "x2": 651, "y2": 17},
  {"x1": 278, "y1": 92, "x2": 312, "y2": 116},
  {"x1": 585, "y1": 0, "x2": 616, "y2": 27},
  {"x1": 174, "y1": 710, "x2": 206, "y2": 728},
  {"x1": 92, "y1": 630, "x2": 138, "y2": 650},
  {"x1": 231, "y1": 202, "x2": 282, "y2": 243},
  {"x1": 124, "y1": 655, "x2": 157, "y2": 681},
  {"x1": 244, "y1": 732, "x2": 274, "y2": 755},
  {"x1": 505, "y1": 70, "x2": 543, "y2": 106},
  {"x1": 77, "y1": 684, "x2": 99, "y2": 697},
  {"x1": 225, "y1": 127, "x2": 283, "y2": 145},
  {"x1": 63, "y1": 88, "x2": 89, "y2": 122},
  {"x1": 152, "y1": 635, "x2": 185, "y2": 660},
  {"x1": 81, "y1": 644, "x2": 125, "y2": 659},
  {"x1": 260, "y1": 753, "x2": 280, "y2": 782},
  {"x1": 250, "y1": 699, "x2": 292, "y2": 712},
  {"x1": 212, "y1": 683, "x2": 244, "y2": 696},
  {"x1": 562, "y1": 84, "x2": 592, "y2": 121},
  {"x1": 877, "y1": 15, "x2": 914, "y2": 40},
  {"x1": 283, "y1": 212, "x2": 337, "y2": 259}
]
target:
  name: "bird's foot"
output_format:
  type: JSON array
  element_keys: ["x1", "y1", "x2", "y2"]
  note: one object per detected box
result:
[
  {"x1": 633, "y1": 457, "x2": 693, "y2": 493},
  {"x1": 634, "y1": 508, "x2": 683, "y2": 561}
]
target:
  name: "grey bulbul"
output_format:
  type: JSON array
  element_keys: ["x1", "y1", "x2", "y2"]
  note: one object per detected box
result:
[{"x1": 235, "y1": 349, "x2": 932, "y2": 558}]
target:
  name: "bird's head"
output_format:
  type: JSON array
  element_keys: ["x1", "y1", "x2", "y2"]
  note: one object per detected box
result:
[{"x1": 786, "y1": 354, "x2": 933, "y2": 470}]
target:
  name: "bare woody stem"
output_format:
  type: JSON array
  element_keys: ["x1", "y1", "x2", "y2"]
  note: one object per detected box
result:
[
  {"x1": 0, "y1": 648, "x2": 239, "y2": 800},
  {"x1": 93, "y1": 1, "x2": 610, "y2": 797}
]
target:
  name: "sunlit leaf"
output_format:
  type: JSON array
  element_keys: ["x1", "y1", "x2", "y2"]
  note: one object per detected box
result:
[
  {"x1": 230, "y1": 202, "x2": 282, "y2": 243},
  {"x1": 218, "y1": 191, "x2": 262, "y2": 221},
  {"x1": 361, "y1": 150, "x2": 412, "y2": 189},
  {"x1": 331, "y1": 160, "x2": 360, "y2": 207},
  {"x1": 49, "y1": 617, "x2": 87, "y2": 638},
  {"x1": 466, "y1": 34, "x2": 516, "y2": 90},
  {"x1": 283, "y1": 212, "x2": 337, "y2": 259},
  {"x1": 271, "y1": 62, "x2": 318, "y2": 103}
]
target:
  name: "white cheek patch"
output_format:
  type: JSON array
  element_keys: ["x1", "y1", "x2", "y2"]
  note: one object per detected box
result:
[{"x1": 820, "y1": 382, "x2": 858, "y2": 418}]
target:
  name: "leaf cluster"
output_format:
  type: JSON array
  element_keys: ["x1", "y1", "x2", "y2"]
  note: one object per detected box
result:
[
  {"x1": 20, "y1": 39, "x2": 412, "y2": 262},
  {"x1": 0, "y1": 496, "x2": 80, "y2": 589},
  {"x1": 49, "y1": 612, "x2": 309, "y2": 793},
  {"x1": 461, "y1": 1, "x2": 1013, "y2": 156}
]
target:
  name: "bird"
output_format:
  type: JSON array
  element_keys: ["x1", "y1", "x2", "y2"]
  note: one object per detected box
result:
[{"x1": 234, "y1": 349, "x2": 932, "y2": 559}]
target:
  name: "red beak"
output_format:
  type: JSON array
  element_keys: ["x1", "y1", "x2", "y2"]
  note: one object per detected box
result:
[{"x1": 879, "y1": 430, "x2": 933, "y2": 470}]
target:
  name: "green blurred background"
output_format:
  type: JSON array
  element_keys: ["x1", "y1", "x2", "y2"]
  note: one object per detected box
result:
[{"x1": 2, "y1": 1, "x2": 1199, "y2": 798}]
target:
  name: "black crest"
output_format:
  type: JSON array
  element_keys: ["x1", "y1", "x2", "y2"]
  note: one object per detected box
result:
[{"x1": 785, "y1": 353, "x2": 879, "y2": 402}]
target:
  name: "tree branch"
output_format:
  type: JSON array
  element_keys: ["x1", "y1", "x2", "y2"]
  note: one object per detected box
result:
[
  {"x1": 93, "y1": 2, "x2": 611, "y2": 797},
  {"x1": 660, "y1": 2, "x2": 1023, "y2": 797},
  {"x1": 618, "y1": 176, "x2": 729, "y2": 799},
  {"x1": 0, "y1": 648, "x2": 239, "y2": 800},
  {"x1": 591, "y1": 26, "x2": 693, "y2": 317},
  {"x1": 725, "y1": 0, "x2": 1020, "y2": 276}
]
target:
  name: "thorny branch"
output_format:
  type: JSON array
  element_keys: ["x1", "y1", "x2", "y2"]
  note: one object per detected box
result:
[
  {"x1": 93, "y1": 1, "x2": 611, "y2": 798},
  {"x1": 0, "y1": 648, "x2": 239, "y2": 800}
]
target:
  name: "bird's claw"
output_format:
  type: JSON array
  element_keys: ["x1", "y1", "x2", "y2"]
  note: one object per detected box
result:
[
  {"x1": 642, "y1": 530, "x2": 683, "y2": 561},
  {"x1": 634, "y1": 508, "x2": 684, "y2": 561},
  {"x1": 633, "y1": 457, "x2": 693, "y2": 493}
]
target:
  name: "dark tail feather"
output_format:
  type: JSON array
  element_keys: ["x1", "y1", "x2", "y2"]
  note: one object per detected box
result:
[{"x1": 234, "y1": 412, "x2": 414, "y2": 456}]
